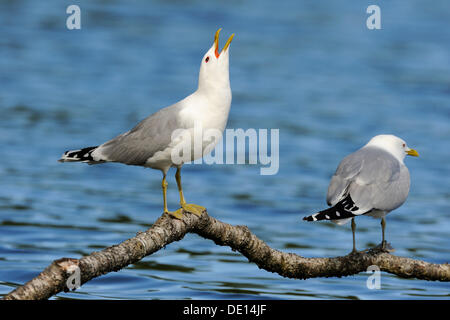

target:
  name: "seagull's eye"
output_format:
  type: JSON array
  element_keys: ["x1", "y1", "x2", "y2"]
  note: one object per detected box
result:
[
  {"x1": 205, "y1": 57, "x2": 210, "y2": 63},
  {"x1": 402, "y1": 143, "x2": 406, "y2": 147}
]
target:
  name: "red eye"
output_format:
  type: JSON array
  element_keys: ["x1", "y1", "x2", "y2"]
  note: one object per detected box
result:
[{"x1": 205, "y1": 57, "x2": 209, "y2": 63}]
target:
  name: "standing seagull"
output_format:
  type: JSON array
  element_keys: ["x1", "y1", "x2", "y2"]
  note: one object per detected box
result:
[
  {"x1": 303, "y1": 135, "x2": 419, "y2": 252},
  {"x1": 59, "y1": 29, "x2": 235, "y2": 219}
]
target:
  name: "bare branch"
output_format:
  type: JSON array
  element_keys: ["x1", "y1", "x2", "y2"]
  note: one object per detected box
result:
[{"x1": 3, "y1": 211, "x2": 449, "y2": 300}]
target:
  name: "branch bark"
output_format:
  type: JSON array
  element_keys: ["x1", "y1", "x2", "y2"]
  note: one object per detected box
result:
[{"x1": 3, "y1": 211, "x2": 449, "y2": 300}]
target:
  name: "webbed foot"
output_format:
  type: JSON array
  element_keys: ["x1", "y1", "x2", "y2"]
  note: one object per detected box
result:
[
  {"x1": 373, "y1": 240, "x2": 395, "y2": 253},
  {"x1": 165, "y1": 209, "x2": 184, "y2": 220},
  {"x1": 181, "y1": 203, "x2": 206, "y2": 217}
]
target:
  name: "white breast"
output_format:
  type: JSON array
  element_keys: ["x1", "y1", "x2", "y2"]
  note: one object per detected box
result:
[{"x1": 145, "y1": 90, "x2": 231, "y2": 170}]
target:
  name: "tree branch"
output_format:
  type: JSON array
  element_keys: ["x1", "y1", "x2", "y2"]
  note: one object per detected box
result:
[{"x1": 3, "y1": 211, "x2": 449, "y2": 300}]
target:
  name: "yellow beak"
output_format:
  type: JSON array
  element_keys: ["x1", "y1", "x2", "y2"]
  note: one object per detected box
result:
[
  {"x1": 222, "y1": 33, "x2": 235, "y2": 53},
  {"x1": 214, "y1": 28, "x2": 235, "y2": 58},
  {"x1": 406, "y1": 149, "x2": 419, "y2": 157}
]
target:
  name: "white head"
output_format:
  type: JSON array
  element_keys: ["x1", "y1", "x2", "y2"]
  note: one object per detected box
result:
[
  {"x1": 197, "y1": 28, "x2": 234, "y2": 94},
  {"x1": 365, "y1": 134, "x2": 419, "y2": 162}
]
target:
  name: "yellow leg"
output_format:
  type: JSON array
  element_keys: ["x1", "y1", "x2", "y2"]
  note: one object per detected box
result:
[
  {"x1": 162, "y1": 173, "x2": 182, "y2": 219},
  {"x1": 173, "y1": 167, "x2": 206, "y2": 217},
  {"x1": 176, "y1": 167, "x2": 186, "y2": 205}
]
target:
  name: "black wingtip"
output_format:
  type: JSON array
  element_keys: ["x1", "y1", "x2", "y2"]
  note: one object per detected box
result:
[
  {"x1": 303, "y1": 215, "x2": 314, "y2": 222},
  {"x1": 59, "y1": 146, "x2": 98, "y2": 163},
  {"x1": 304, "y1": 195, "x2": 362, "y2": 222}
]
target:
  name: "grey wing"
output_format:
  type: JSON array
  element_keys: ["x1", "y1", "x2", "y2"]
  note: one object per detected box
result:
[
  {"x1": 326, "y1": 150, "x2": 364, "y2": 206},
  {"x1": 348, "y1": 149, "x2": 410, "y2": 213},
  {"x1": 93, "y1": 103, "x2": 183, "y2": 165},
  {"x1": 328, "y1": 146, "x2": 410, "y2": 213}
]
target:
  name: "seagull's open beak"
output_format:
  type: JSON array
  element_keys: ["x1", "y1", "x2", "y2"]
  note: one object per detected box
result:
[
  {"x1": 214, "y1": 28, "x2": 235, "y2": 58},
  {"x1": 406, "y1": 148, "x2": 419, "y2": 157}
]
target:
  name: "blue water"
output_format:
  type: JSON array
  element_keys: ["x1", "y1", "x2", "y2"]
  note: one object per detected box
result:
[{"x1": 0, "y1": 0, "x2": 449, "y2": 299}]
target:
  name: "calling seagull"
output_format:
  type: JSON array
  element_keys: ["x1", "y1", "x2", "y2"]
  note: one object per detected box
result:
[{"x1": 60, "y1": 29, "x2": 235, "y2": 218}]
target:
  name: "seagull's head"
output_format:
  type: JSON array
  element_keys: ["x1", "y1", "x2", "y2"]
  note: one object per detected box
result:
[
  {"x1": 366, "y1": 134, "x2": 419, "y2": 162},
  {"x1": 198, "y1": 28, "x2": 234, "y2": 92}
]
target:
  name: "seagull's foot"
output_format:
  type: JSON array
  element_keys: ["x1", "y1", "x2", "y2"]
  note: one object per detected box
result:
[
  {"x1": 165, "y1": 209, "x2": 184, "y2": 220},
  {"x1": 181, "y1": 203, "x2": 206, "y2": 217},
  {"x1": 373, "y1": 241, "x2": 395, "y2": 253}
]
